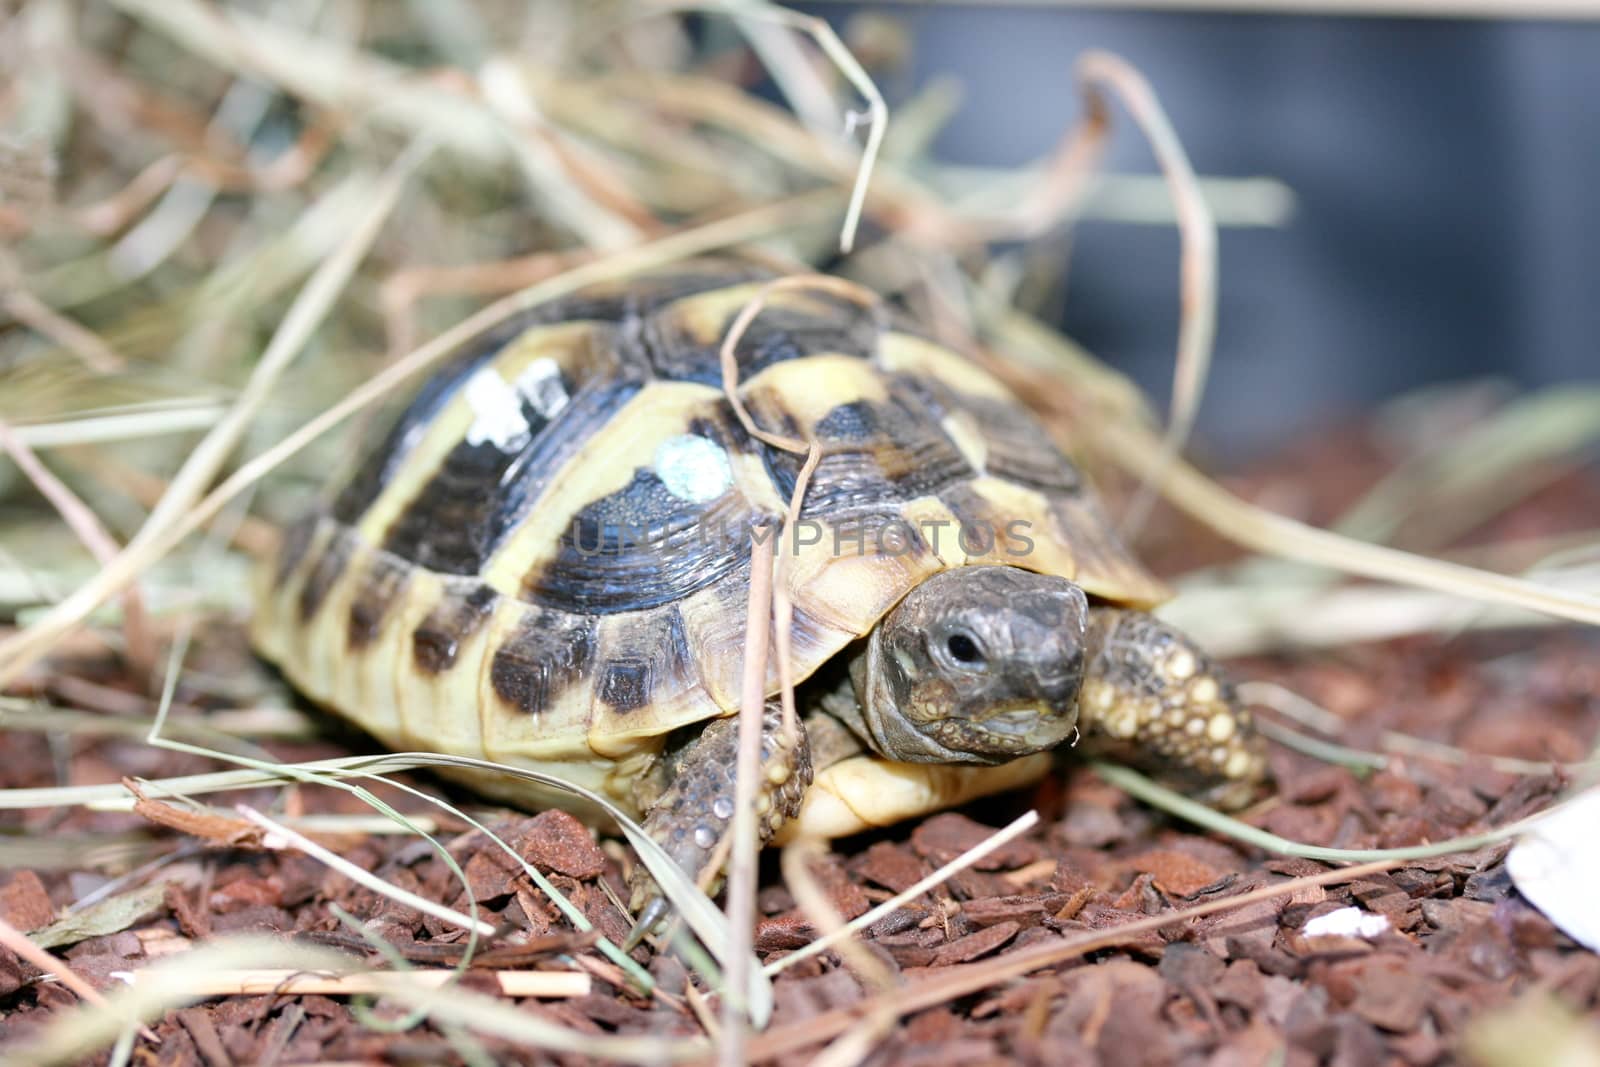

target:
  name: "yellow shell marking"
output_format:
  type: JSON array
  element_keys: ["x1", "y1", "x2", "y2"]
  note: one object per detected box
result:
[
  {"x1": 877, "y1": 331, "x2": 1016, "y2": 403},
  {"x1": 355, "y1": 321, "x2": 599, "y2": 547}
]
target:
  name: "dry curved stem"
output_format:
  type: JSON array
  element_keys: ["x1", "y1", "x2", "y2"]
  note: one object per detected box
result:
[
  {"x1": 712, "y1": 273, "x2": 875, "y2": 1060},
  {"x1": 716, "y1": 273, "x2": 878, "y2": 736},
  {"x1": 635, "y1": 1, "x2": 886, "y2": 253},
  {"x1": 716, "y1": 275, "x2": 863, "y2": 448},
  {"x1": 1063, "y1": 51, "x2": 1218, "y2": 540},
  {"x1": 988, "y1": 61, "x2": 1112, "y2": 243},
  {"x1": 73, "y1": 118, "x2": 340, "y2": 238},
  {"x1": 71, "y1": 155, "x2": 185, "y2": 239},
  {"x1": 0, "y1": 422, "x2": 153, "y2": 676},
  {"x1": 720, "y1": 530, "x2": 775, "y2": 1062},
  {"x1": 736, "y1": 4, "x2": 885, "y2": 254},
  {"x1": 772, "y1": 444, "x2": 824, "y2": 744}
]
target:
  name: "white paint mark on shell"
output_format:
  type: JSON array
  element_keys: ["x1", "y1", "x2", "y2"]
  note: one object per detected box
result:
[
  {"x1": 514, "y1": 357, "x2": 569, "y2": 419},
  {"x1": 463, "y1": 367, "x2": 530, "y2": 451},
  {"x1": 654, "y1": 434, "x2": 732, "y2": 503}
]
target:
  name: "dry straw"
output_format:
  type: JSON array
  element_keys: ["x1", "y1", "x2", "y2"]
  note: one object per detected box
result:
[{"x1": 2, "y1": 2, "x2": 1595, "y2": 1064}]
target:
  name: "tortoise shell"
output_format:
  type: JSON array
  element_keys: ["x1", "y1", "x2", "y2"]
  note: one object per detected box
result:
[{"x1": 251, "y1": 258, "x2": 1167, "y2": 815}]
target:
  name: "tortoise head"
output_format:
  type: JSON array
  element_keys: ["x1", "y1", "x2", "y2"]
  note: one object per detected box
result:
[{"x1": 850, "y1": 566, "x2": 1088, "y2": 764}]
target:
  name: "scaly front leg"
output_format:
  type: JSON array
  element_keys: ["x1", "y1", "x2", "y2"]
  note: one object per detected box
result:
[
  {"x1": 625, "y1": 702, "x2": 812, "y2": 947},
  {"x1": 1075, "y1": 608, "x2": 1267, "y2": 808}
]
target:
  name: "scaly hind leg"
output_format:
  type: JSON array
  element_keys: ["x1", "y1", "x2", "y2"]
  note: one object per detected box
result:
[
  {"x1": 1076, "y1": 608, "x2": 1267, "y2": 809},
  {"x1": 625, "y1": 702, "x2": 812, "y2": 947}
]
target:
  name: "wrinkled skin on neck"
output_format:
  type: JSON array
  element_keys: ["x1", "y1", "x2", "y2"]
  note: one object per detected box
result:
[{"x1": 848, "y1": 566, "x2": 1089, "y2": 764}]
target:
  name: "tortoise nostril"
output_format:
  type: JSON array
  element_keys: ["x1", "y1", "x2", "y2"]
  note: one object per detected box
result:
[{"x1": 946, "y1": 632, "x2": 984, "y2": 665}]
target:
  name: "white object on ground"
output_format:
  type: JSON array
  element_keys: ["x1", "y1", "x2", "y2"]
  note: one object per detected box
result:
[
  {"x1": 1508, "y1": 786, "x2": 1600, "y2": 953},
  {"x1": 1302, "y1": 906, "x2": 1390, "y2": 940}
]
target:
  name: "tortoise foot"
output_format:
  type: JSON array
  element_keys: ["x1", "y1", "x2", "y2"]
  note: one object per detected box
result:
[
  {"x1": 1076, "y1": 608, "x2": 1267, "y2": 809},
  {"x1": 625, "y1": 702, "x2": 812, "y2": 949}
]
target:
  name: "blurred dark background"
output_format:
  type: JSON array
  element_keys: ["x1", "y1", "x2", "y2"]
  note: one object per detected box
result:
[{"x1": 801, "y1": 4, "x2": 1600, "y2": 457}]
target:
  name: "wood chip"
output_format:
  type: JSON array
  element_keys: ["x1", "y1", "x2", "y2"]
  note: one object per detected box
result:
[
  {"x1": 911, "y1": 814, "x2": 1038, "y2": 870},
  {"x1": 0, "y1": 870, "x2": 55, "y2": 932},
  {"x1": 1128, "y1": 849, "x2": 1228, "y2": 897},
  {"x1": 514, "y1": 810, "x2": 607, "y2": 879},
  {"x1": 930, "y1": 922, "x2": 1020, "y2": 967},
  {"x1": 960, "y1": 894, "x2": 1069, "y2": 929}
]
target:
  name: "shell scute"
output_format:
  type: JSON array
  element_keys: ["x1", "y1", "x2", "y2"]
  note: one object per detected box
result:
[
  {"x1": 641, "y1": 281, "x2": 882, "y2": 385},
  {"x1": 487, "y1": 606, "x2": 597, "y2": 718},
  {"x1": 410, "y1": 580, "x2": 497, "y2": 675}
]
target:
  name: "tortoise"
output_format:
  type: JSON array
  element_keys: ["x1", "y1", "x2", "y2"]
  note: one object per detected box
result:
[{"x1": 252, "y1": 257, "x2": 1266, "y2": 935}]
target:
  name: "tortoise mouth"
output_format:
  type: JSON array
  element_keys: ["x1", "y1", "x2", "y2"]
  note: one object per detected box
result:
[
  {"x1": 981, "y1": 707, "x2": 1047, "y2": 736},
  {"x1": 930, "y1": 703, "x2": 1078, "y2": 762}
]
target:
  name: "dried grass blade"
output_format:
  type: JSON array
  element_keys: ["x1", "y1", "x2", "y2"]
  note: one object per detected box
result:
[
  {"x1": 0, "y1": 287, "x2": 124, "y2": 373},
  {"x1": 124, "y1": 968, "x2": 592, "y2": 999},
  {"x1": 1243, "y1": 680, "x2": 1600, "y2": 779},
  {"x1": 1100, "y1": 419, "x2": 1600, "y2": 627},
  {"x1": 0, "y1": 915, "x2": 156, "y2": 1043},
  {"x1": 0, "y1": 937, "x2": 702, "y2": 1067},
  {"x1": 235, "y1": 805, "x2": 495, "y2": 937},
  {"x1": 765, "y1": 810, "x2": 1039, "y2": 976},
  {"x1": 0, "y1": 422, "x2": 153, "y2": 673},
  {"x1": 657, "y1": 1, "x2": 885, "y2": 252},
  {"x1": 780, "y1": 836, "x2": 896, "y2": 995},
  {"x1": 0, "y1": 745, "x2": 768, "y2": 1019},
  {"x1": 1092, "y1": 760, "x2": 1568, "y2": 862},
  {"x1": 721, "y1": 530, "x2": 776, "y2": 1061},
  {"x1": 6, "y1": 404, "x2": 227, "y2": 450}
]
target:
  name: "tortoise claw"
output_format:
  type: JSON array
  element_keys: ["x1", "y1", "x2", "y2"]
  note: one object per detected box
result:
[{"x1": 623, "y1": 896, "x2": 672, "y2": 952}]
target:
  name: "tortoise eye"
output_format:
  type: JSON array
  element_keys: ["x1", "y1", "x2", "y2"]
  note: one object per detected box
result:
[{"x1": 945, "y1": 632, "x2": 985, "y2": 666}]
